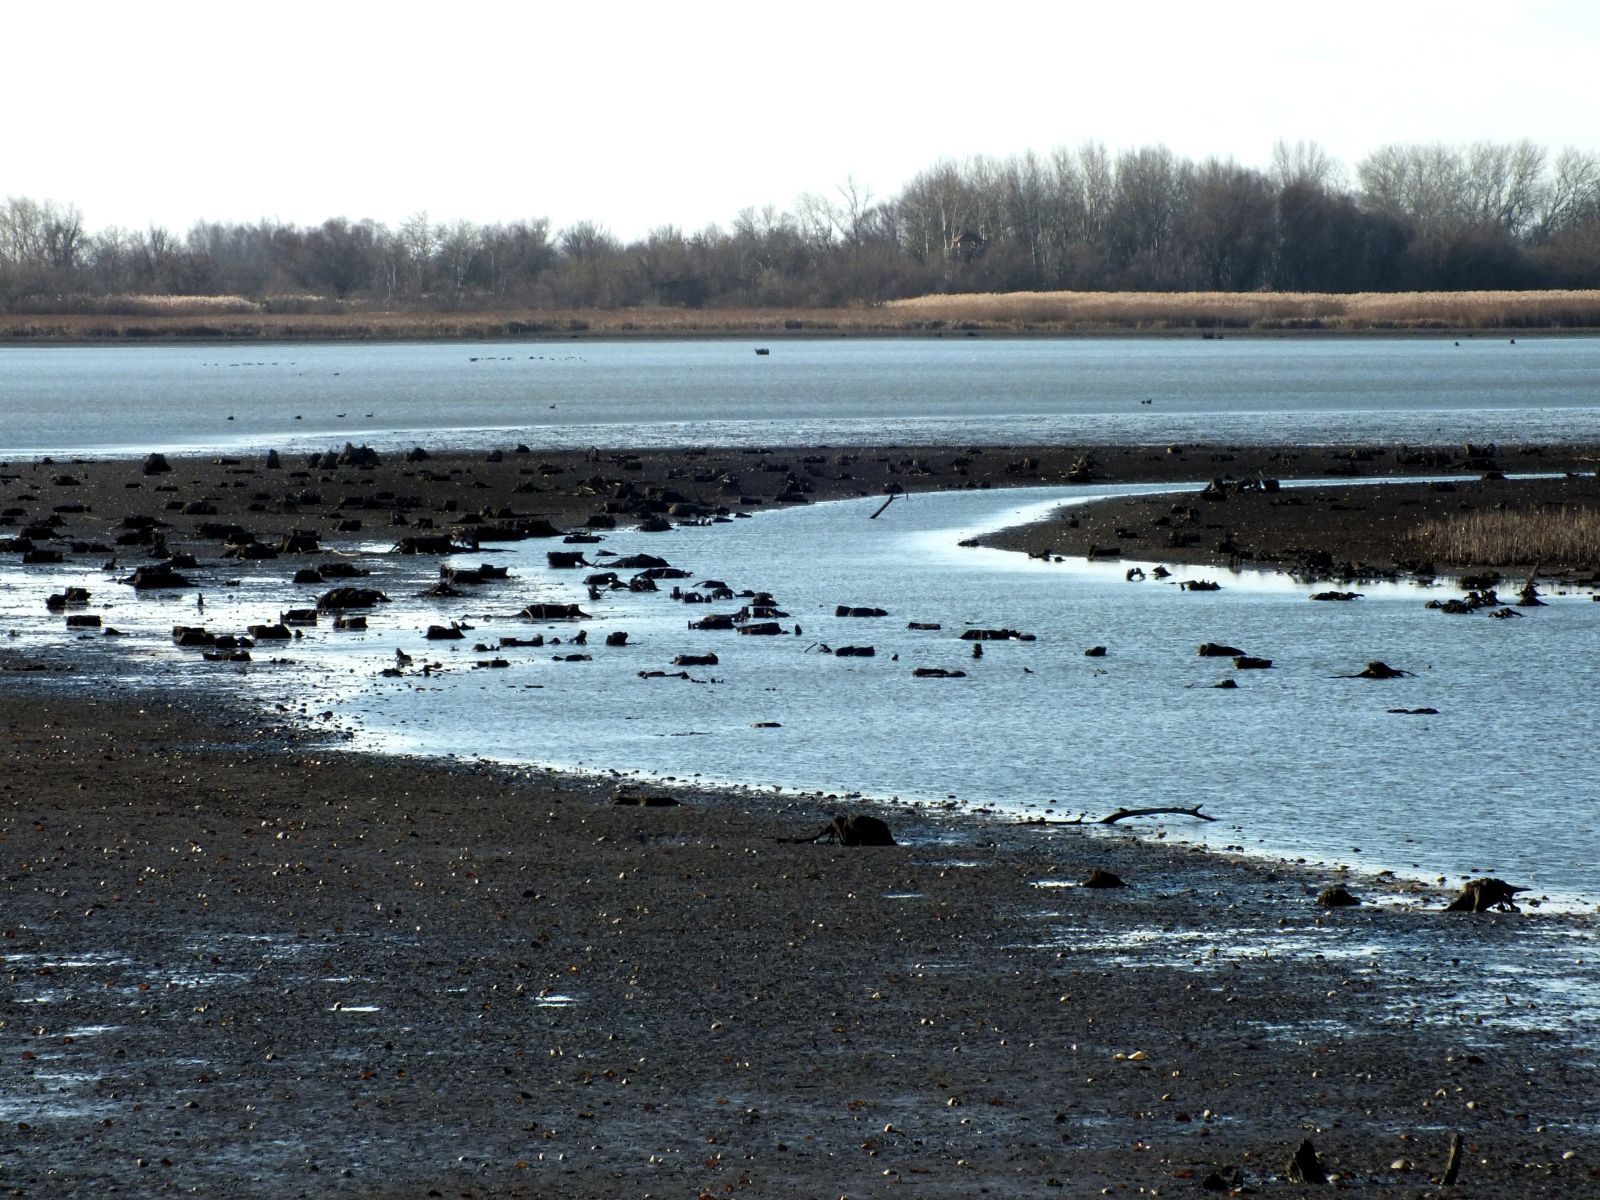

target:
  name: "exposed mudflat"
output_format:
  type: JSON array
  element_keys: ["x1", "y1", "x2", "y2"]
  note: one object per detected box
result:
[
  {"x1": 3, "y1": 691, "x2": 1597, "y2": 1197},
  {"x1": 6, "y1": 438, "x2": 1595, "y2": 587},
  {"x1": 3, "y1": 441, "x2": 1598, "y2": 1197}
]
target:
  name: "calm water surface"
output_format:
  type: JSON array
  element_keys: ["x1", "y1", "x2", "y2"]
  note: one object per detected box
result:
[{"x1": 3, "y1": 335, "x2": 1600, "y2": 456}]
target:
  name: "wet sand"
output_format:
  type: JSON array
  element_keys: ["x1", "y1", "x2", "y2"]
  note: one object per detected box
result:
[{"x1": 4, "y1": 441, "x2": 1599, "y2": 1196}]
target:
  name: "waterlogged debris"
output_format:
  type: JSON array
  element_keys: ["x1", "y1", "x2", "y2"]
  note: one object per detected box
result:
[
  {"x1": 317, "y1": 586, "x2": 389, "y2": 610},
  {"x1": 1426, "y1": 588, "x2": 1502, "y2": 614},
  {"x1": 1083, "y1": 868, "x2": 1126, "y2": 888},
  {"x1": 1341, "y1": 660, "x2": 1413, "y2": 679},
  {"x1": 1286, "y1": 1138, "x2": 1329, "y2": 1185},
  {"x1": 121, "y1": 565, "x2": 192, "y2": 589},
  {"x1": 1197, "y1": 642, "x2": 1244, "y2": 657},
  {"x1": 1310, "y1": 590, "x2": 1363, "y2": 601},
  {"x1": 1444, "y1": 878, "x2": 1527, "y2": 913},
  {"x1": 913, "y1": 667, "x2": 967, "y2": 678},
  {"x1": 777, "y1": 814, "x2": 895, "y2": 847},
  {"x1": 612, "y1": 791, "x2": 680, "y2": 807},
  {"x1": 395, "y1": 534, "x2": 475, "y2": 555},
  {"x1": 1097, "y1": 805, "x2": 1215, "y2": 825},
  {"x1": 520, "y1": 603, "x2": 590, "y2": 620},
  {"x1": 45, "y1": 587, "x2": 91, "y2": 610}
]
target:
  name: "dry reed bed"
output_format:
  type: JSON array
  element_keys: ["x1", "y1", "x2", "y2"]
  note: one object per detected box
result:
[
  {"x1": 0, "y1": 306, "x2": 876, "y2": 342},
  {"x1": 885, "y1": 289, "x2": 1600, "y2": 330},
  {"x1": 5, "y1": 290, "x2": 1600, "y2": 341},
  {"x1": 1410, "y1": 507, "x2": 1600, "y2": 567}
]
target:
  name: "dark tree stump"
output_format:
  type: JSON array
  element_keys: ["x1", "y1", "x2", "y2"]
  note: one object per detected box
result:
[{"x1": 1286, "y1": 1138, "x2": 1328, "y2": 1184}]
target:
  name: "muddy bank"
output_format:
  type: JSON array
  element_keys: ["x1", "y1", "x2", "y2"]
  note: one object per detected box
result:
[
  {"x1": 2, "y1": 686, "x2": 1596, "y2": 1198},
  {"x1": 973, "y1": 446, "x2": 1600, "y2": 580}
]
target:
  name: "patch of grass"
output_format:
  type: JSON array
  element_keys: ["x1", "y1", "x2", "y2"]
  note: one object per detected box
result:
[{"x1": 1411, "y1": 507, "x2": 1600, "y2": 567}]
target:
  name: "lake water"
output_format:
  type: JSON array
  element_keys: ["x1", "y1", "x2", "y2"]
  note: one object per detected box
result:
[
  {"x1": 2, "y1": 336, "x2": 1597, "y2": 914},
  {"x1": 3, "y1": 334, "x2": 1600, "y2": 457}
]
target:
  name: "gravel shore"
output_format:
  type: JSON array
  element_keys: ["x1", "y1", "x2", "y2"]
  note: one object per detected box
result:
[{"x1": 3, "y1": 442, "x2": 1597, "y2": 1197}]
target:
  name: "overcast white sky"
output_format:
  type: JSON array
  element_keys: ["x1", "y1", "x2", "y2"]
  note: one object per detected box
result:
[{"x1": 9, "y1": 1, "x2": 1599, "y2": 240}]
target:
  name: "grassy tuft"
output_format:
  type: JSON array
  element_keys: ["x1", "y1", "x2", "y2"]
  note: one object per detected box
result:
[{"x1": 1411, "y1": 507, "x2": 1600, "y2": 567}]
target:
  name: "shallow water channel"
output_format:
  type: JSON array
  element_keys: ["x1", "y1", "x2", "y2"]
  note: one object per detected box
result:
[{"x1": 7, "y1": 482, "x2": 1597, "y2": 911}]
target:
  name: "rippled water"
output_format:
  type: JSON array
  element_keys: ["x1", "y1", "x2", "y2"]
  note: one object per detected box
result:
[
  {"x1": 7, "y1": 483, "x2": 1597, "y2": 909},
  {"x1": 4, "y1": 334, "x2": 1600, "y2": 457}
]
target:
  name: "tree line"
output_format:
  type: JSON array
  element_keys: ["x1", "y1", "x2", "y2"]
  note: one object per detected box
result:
[{"x1": 4, "y1": 139, "x2": 1599, "y2": 312}]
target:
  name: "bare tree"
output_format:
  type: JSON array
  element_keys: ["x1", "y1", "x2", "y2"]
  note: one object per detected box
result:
[
  {"x1": 1461, "y1": 140, "x2": 1547, "y2": 235},
  {"x1": 1271, "y1": 139, "x2": 1342, "y2": 191},
  {"x1": 1533, "y1": 147, "x2": 1600, "y2": 241},
  {"x1": 399, "y1": 211, "x2": 436, "y2": 297}
]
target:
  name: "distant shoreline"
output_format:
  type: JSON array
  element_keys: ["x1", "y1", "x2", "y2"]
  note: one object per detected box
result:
[{"x1": 4, "y1": 288, "x2": 1598, "y2": 343}]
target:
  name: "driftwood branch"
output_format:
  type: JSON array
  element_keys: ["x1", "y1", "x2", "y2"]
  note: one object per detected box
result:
[
  {"x1": 1439, "y1": 1132, "x2": 1464, "y2": 1186},
  {"x1": 869, "y1": 492, "x2": 898, "y2": 519},
  {"x1": 1099, "y1": 805, "x2": 1216, "y2": 824}
]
